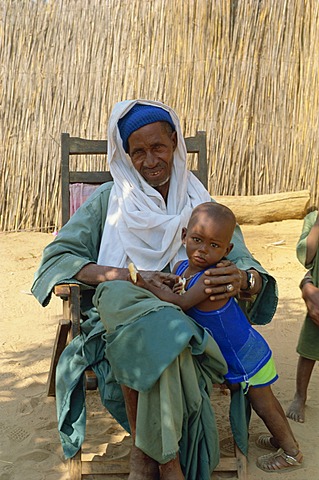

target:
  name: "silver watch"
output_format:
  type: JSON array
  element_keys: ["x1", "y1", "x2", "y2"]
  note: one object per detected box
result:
[{"x1": 244, "y1": 271, "x2": 255, "y2": 291}]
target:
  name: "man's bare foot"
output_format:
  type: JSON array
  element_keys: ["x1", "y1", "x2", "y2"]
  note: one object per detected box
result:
[
  {"x1": 129, "y1": 445, "x2": 160, "y2": 480},
  {"x1": 159, "y1": 455, "x2": 185, "y2": 480},
  {"x1": 286, "y1": 395, "x2": 306, "y2": 423}
]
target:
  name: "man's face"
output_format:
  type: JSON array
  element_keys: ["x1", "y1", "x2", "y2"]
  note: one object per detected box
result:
[{"x1": 127, "y1": 122, "x2": 177, "y2": 195}]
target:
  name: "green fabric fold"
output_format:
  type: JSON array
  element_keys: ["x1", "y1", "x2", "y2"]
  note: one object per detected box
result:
[{"x1": 93, "y1": 281, "x2": 250, "y2": 477}]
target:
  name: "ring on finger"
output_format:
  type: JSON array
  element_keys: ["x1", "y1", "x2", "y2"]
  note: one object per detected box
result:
[{"x1": 226, "y1": 283, "x2": 234, "y2": 292}]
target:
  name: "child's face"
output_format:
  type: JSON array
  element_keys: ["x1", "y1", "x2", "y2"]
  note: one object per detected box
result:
[{"x1": 182, "y1": 213, "x2": 233, "y2": 270}]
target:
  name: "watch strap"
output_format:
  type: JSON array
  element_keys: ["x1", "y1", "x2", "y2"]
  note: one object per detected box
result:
[
  {"x1": 299, "y1": 269, "x2": 314, "y2": 290},
  {"x1": 242, "y1": 270, "x2": 255, "y2": 291}
]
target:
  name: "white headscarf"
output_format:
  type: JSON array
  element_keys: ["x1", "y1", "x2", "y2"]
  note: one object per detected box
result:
[{"x1": 97, "y1": 99, "x2": 211, "y2": 271}]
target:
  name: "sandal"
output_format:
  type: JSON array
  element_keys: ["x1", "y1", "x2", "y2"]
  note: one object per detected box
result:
[
  {"x1": 255, "y1": 434, "x2": 278, "y2": 451},
  {"x1": 256, "y1": 448, "x2": 303, "y2": 473}
]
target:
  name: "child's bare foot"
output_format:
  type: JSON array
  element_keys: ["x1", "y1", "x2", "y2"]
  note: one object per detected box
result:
[
  {"x1": 286, "y1": 394, "x2": 306, "y2": 423},
  {"x1": 129, "y1": 445, "x2": 160, "y2": 479}
]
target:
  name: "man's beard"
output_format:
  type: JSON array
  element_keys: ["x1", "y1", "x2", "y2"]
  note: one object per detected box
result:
[{"x1": 149, "y1": 175, "x2": 170, "y2": 188}]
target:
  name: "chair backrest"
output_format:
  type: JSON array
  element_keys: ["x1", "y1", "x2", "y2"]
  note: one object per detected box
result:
[{"x1": 61, "y1": 131, "x2": 208, "y2": 226}]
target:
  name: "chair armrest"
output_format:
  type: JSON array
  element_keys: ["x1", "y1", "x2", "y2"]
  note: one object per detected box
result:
[
  {"x1": 54, "y1": 283, "x2": 80, "y2": 298},
  {"x1": 54, "y1": 283, "x2": 81, "y2": 338}
]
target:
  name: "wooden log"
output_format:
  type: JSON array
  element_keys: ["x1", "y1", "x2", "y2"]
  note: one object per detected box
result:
[{"x1": 213, "y1": 190, "x2": 311, "y2": 225}]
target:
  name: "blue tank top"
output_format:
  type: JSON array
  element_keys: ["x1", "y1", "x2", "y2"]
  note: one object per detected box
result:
[{"x1": 176, "y1": 260, "x2": 272, "y2": 383}]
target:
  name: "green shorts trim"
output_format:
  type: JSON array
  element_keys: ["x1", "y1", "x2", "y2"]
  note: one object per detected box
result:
[{"x1": 240, "y1": 356, "x2": 278, "y2": 394}]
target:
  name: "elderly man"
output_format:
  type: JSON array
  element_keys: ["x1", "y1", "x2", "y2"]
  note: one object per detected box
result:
[{"x1": 32, "y1": 100, "x2": 278, "y2": 479}]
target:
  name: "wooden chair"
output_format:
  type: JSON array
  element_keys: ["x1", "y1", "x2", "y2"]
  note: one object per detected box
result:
[
  {"x1": 47, "y1": 130, "x2": 208, "y2": 395},
  {"x1": 48, "y1": 131, "x2": 247, "y2": 480}
]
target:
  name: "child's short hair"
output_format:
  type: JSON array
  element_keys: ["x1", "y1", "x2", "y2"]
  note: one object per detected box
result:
[{"x1": 190, "y1": 202, "x2": 236, "y2": 231}]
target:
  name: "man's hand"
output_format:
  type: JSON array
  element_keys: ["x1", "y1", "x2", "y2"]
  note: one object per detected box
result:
[
  {"x1": 138, "y1": 271, "x2": 178, "y2": 290},
  {"x1": 301, "y1": 282, "x2": 319, "y2": 326},
  {"x1": 203, "y1": 259, "x2": 261, "y2": 301},
  {"x1": 128, "y1": 270, "x2": 177, "y2": 296},
  {"x1": 203, "y1": 260, "x2": 242, "y2": 300}
]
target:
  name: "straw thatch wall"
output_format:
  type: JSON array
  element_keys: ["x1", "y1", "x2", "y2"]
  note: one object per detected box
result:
[{"x1": 1, "y1": 0, "x2": 319, "y2": 231}]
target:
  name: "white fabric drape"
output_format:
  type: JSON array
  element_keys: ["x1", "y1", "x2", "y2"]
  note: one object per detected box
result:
[{"x1": 97, "y1": 99, "x2": 211, "y2": 271}]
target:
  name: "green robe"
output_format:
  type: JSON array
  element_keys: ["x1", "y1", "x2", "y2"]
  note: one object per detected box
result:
[{"x1": 32, "y1": 182, "x2": 278, "y2": 478}]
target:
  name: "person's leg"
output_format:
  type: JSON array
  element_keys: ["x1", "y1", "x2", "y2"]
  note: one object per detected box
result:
[
  {"x1": 286, "y1": 355, "x2": 316, "y2": 423},
  {"x1": 248, "y1": 385, "x2": 303, "y2": 471},
  {"x1": 121, "y1": 385, "x2": 160, "y2": 480},
  {"x1": 121, "y1": 385, "x2": 185, "y2": 480},
  {"x1": 159, "y1": 456, "x2": 185, "y2": 480}
]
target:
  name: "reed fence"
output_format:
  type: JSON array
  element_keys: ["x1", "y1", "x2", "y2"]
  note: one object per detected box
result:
[{"x1": 1, "y1": 0, "x2": 318, "y2": 231}]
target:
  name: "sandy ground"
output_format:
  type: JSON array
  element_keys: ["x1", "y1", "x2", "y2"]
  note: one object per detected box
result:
[{"x1": 1, "y1": 219, "x2": 318, "y2": 480}]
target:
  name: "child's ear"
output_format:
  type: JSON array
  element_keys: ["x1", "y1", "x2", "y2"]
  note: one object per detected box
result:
[
  {"x1": 225, "y1": 243, "x2": 234, "y2": 256},
  {"x1": 181, "y1": 227, "x2": 187, "y2": 244}
]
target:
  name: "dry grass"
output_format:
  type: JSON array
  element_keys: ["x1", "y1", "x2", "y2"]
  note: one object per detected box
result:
[{"x1": 1, "y1": 0, "x2": 319, "y2": 231}]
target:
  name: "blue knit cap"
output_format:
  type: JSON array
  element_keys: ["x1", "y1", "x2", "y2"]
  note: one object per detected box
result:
[{"x1": 118, "y1": 103, "x2": 176, "y2": 152}]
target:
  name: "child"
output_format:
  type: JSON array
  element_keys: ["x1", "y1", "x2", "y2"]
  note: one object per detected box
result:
[
  {"x1": 286, "y1": 209, "x2": 319, "y2": 423},
  {"x1": 132, "y1": 202, "x2": 303, "y2": 473}
]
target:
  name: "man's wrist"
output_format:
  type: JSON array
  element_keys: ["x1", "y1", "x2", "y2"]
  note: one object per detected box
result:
[
  {"x1": 241, "y1": 270, "x2": 256, "y2": 291},
  {"x1": 299, "y1": 276, "x2": 314, "y2": 290}
]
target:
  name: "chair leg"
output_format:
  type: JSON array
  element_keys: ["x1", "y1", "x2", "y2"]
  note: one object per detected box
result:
[
  {"x1": 235, "y1": 442, "x2": 248, "y2": 480},
  {"x1": 46, "y1": 318, "x2": 71, "y2": 396},
  {"x1": 69, "y1": 449, "x2": 82, "y2": 480},
  {"x1": 84, "y1": 369, "x2": 98, "y2": 390}
]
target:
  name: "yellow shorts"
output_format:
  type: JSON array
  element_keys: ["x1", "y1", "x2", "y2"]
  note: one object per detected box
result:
[{"x1": 240, "y1": 356, "x2": 278, "y2": 394}]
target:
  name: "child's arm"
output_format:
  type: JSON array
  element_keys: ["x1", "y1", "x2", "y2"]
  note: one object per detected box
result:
[
  {"x1": 297, "y1": 212, "x2": 319, "y2": 327},
  {"x1": 134, "y1": 271, "x2": 226, "y2": 312},
  {"x1": 306, "y1": 211, "x2": 319, "y2": 265}
]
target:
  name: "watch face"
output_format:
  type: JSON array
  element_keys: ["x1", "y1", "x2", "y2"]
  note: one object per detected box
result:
[{"x1": 248, "y1": 272, "x2": 255, "y2": 290}]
